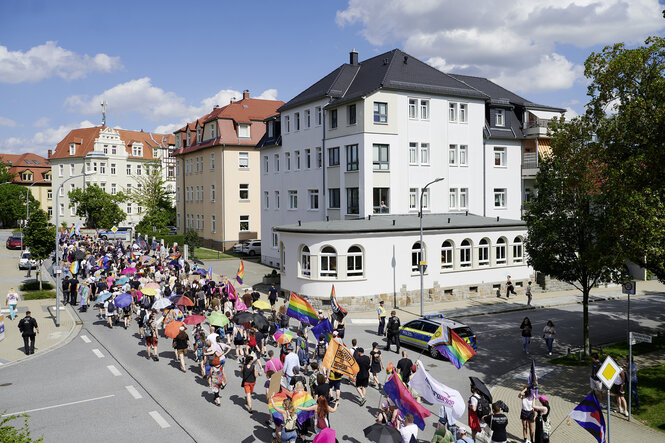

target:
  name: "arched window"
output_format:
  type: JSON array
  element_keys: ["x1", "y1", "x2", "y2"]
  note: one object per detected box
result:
[
  {"x1": 441, "y1": 240, "x2": 454, "y2": 270},
  {"x1": 460, "y1": 239, "x2": 472, "y2": 268},
  {"x1": 300, "y1": 245, "x2": 310, "y2": 277},
  {"x1": 478, "y1": 238, "x2": 490, "y2": 267},
  {"x1": 347, "y1": 245, "x2": 363, "y2": 277},
  {"x1": 320, "y1": 246, "x2": 337, "y2": 278},
  {"x1": 513, "y1": 237, "x2": 523, "y2": 263},
  {"x1": 411, "y1": 242, "x2": 424, "y2": 273},
  {"x1": 496, "y1": 237, "x2": 507, "y2": 265}
]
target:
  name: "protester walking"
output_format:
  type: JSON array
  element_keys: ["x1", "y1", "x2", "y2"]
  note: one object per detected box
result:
[
  {"x1": 5, "y1": 287, "x2": 19, "y2": 320},
  {"x1": 520, "y1": 317, "x2": 533, "y2": 354},
  {"x1": 144, "y1": 312, "x2": 159, "y2": 361},
  {"x1": 542, "y1": 321, "x2": 556, "y2": 355},
  {"x1": 241, "y1": 354, "x2": 259, "y2": 413},
  {"x1": 369, "y1": 342, "x2": 384, "y2": 387},
  {"x1": 18, "y1": 310, "x2": 39, "y2": 355},
  {"x1": 173, "y1": 326, "x2": 189, "y2": 372}
]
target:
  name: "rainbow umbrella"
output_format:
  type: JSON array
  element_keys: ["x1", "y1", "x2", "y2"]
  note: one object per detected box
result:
[
  {"x1": 207, "y1": 311, "x2": 229, "y2": 327},
  {"x1": 269, "y1": 391, "x2": 316, "y2": 426},
  {"x1": 164, "y1": 308, "x2": 184, "y2": 325},
  {"x1": 273, "y1": 328, "x2": 295, "y2": 345}
]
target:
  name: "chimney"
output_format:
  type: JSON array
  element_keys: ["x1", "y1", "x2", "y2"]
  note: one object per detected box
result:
[
  {"x1": 243, "y1": 90, "x2": 250, "y2": 100},
  {"x1": 349, "y1": 49, "x2": 359, "y2": 65},
  {"x1": 48, "y1": 149, "x2": 52, "y2": 158}
]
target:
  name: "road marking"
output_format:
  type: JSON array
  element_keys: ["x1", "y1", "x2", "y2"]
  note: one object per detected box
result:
[
  {"x1": 125, "y1": 385, "x2": 143, "y2": 399},
  {"x1": 92, "y1": 349, "x2": 104, "y2": 358},
  {"x1": 1, "y1": 394, "x2": 115, "y2": 417},
  {"x1": 149, "y1": 410, "x2": 170, "y2": 428},
  {"x1": 106, "y1": 365, "x2": 121, "y2": 376},
  {"x1": 80, "y1": 335, "x2": 91, "y2": 343}
]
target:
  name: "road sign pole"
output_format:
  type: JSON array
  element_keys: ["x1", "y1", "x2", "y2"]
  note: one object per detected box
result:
[
  {"x1": 628, "y1": 332, "x2": 632, "y2": 422},
  {"x1": 607, "y1": 389, "x2": 611, "y2": 443}
]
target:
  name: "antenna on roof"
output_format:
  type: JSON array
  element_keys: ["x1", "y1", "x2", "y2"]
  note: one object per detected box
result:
[{"x1": 101, "y1": 100, "x2": 107, "y2": 126}]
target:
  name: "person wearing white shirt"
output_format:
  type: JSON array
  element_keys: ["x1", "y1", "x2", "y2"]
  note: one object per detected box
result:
[
  {"x1": 283, "y1": 345, "x2": 300, "y2": 387},
  {"x1": 399, "y1": 413, "x2": 418, "y2": 443}
]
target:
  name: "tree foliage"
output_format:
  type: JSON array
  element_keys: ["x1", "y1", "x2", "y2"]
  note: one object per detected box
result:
[
  {"x1": 68, "y1": 184, "x2": 127, "y2": 229},
  {"x1": 24, "y1": 209, "x2": 56, "y2": 290},
  {"x1": 129, "y1": 161, "x2": 174, "y2": 212},
  {"x1": 0, "y1": 161, "x2": 15, "y2": 184},
  {"x1": 585, "y1": 36, "x2": 665, "y2": 282},
  {"x1": 524, "y1": 117, "x2": 627, "y2": 355},
  {"x1": 0, "y1": 184, "x2": 39, "y2": 228},
  {"x1": 0, "y1": 412, "x2": 43, "y2": 442},
  {"x1": 135, "y1": 208, "x2": 173, "y2": 237},
  {"x1": 184, "y1": 229, "x2": 201, "y2": 256}
]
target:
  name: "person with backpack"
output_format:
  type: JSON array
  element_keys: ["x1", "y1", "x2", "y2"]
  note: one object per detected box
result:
[
  {"x1": 385, "y1": 311, "x2": 401, "y2": 353},
  {"x1": 468, "y1": 385, "x2": 488, "y2": 440},
  {"x1": 105, "y1": 297, "x2": 116, "y2": 328},
  {"x1": 315, "y1": 336, "x2": 328, "y2": 370},
  {"x1": 295, "y1": 331, "x2": 310, "y2": 372},
  {"x1": 270, "y1": 396, "x2": 299, "y2": 443},
  {"x1": 233, "y1": 323, "x2": 246, "y2": 361},
  {"x1": 300, "y1": 395, "x2": 338, "y2": 432},
  {"x1": 144, "y1": 312, "x2": 159, "y2": 361}
]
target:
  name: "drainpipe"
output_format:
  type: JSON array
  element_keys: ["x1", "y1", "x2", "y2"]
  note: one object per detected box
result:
[
  {"x1": 221, "y1": 144, "x2": 226, "y2": 251},
  {"x1": 180, "y1": 156, "x2": 186, "y2": 234},
  {"x1": 322, "y1": 98, "x2": 331, "y2": 220},
  {"x1": 483, "y1": 136, "x2": 487, "y2": 217}
]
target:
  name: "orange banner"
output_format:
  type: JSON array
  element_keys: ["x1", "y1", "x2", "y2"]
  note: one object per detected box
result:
[{"x1": 321, "y1": 338, "x2": 359, "y2": 378}]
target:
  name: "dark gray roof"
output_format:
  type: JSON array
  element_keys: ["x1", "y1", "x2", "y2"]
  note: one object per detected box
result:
[
  {"x1": 450, "y1": 74, "x2": 566, "y2": 112},
  {"x1": 256, "y1": 114, "x2": 281, "y2": 150},
  {"x1": 274, "y1": 213, "x2": 525, "y2": 235},
  {"x1": 278, "y1": 49, "x2": 489, "y2": 112}
]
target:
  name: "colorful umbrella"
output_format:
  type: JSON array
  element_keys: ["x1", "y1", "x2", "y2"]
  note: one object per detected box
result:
[
  {"x1": 121, "y1": 267, "x2": 137, "y2": 275},
  {"x1": 273, "y1": 328, "x2": 295, "y2": 345},
  {"x1": 235, "y1": 301, "x2": 248, "y2": 312},
  {"x1": 253, "y1": 300, "x2": 271, "y2": 311},
  {"x1": 113, "y1": 292, "x2": 133, "y2": 308},
  {"x1": 115, "y1": 276, "x2": 130, "y2": 286},
  {"x1": 175, "y1": 296, "x2": 194, "y2": 307},
  {"x1": 183, "y1": 315, "x2": 206, "y2": 325},
  {"x1": 164, "y1": 321, "x2": 185, "y2": 339},
  {"x1": 168, "y1": 253, "x2": 181, "y2": 260},
  {"x1": 152, "y1": 298, "x2": 172, "y2": 310},
  {"x1": 164, "y1": 308, "x2": 184, "y2": 325},
  {"x1": 208, "y1": 311, "x2": 230, "y2": 327},
  {"x1": 141, "y1": 287, "x2": 159, "y2": 296},
  {"x1": 144, "y1": 282, "x2": 160, "y2": 290}
]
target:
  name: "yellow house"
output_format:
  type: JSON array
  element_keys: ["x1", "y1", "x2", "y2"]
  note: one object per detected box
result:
[{"x1": 0, "y1": 153, "x2": 53, "y2": 219}]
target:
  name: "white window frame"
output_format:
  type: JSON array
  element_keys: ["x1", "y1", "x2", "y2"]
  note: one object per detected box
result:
[
  {"x1": 459, "y1": 145, "x2": 468, "y2": 166},
  {"x1": 494, "y1": 188, "x2": 507, "y2": 208},
  {"x1": 264, "y1": 191, "x2": 269, "y2": 209},
  {"x1": 449, "y1": 145, "x2": 457, "y2": 166},
  {"x1": 408, "y1": 98, "x2": 417, "y2": 119},
  {"x1": 295, "y1": 151, "x2": 301, "y2": 170},
  {"x1": 496, "y1": 109, "x2": 505, "y2": 127},
  {"x1": 264, "y1": 155, "x2": 269, "y2": 173},
  {"x1": 513, "y1": 237, "x2": 524, "y2": 264},
  {"x1": 478, "y1": 239, "x2": 490, "y2": 267},
  {"x1": 320, "y1": 246, "x2": 337, "y2": 278},
  {"x1": 409, "y1": 188, "x2": 418, "y2": 210},
  {"x1": 411, "y1": 242, "x2": 424, "y2": 273},
  {"x1": 288, "y1": 190, "x2": 297, "y2": 209},
  {"x1": 274, "y1": 154, "x2": 280, "y2": 172},
  {"x1": 210, "y1": 153, "x2": 215, "y2": 170},
  {"x1": 239, "y1": 183, "x2": 249, "y2": 201},
  {"x1": 315, "y1": 106, "x2": 322, "y2": 126},
  {"x1": 239, "y1": 215, "x2": 249, "y2": 232},
  {"x1": 305, "y1": 109, "x2": 311, "y2": 128},
  {"x1": 409, "y1": 143, "x2": 418, "y2": 165},
  {"x1": 59, "y1": 164, "x2": 64, "y2": 177},
  {"x1": 459, "y1": 188, "x2": 468, "y2": 209},
  {"x1": 494, "y1": 147, "x2": 506, "y2": 167},
  {"x1": 308, "y1": 189, "x2": 319, "y2": 210},
  {"x1": 238, "y1": 123, "x2": 250, "y2": 139},
  {"x1": 285, "y1": 152, "x2": 291, "y2": 171},
  {"x1": 441, "y1": 241, "x2": 454, "y2": 270},
  {"x1": 420, "y1": 143, "x2": 430, "y2": 165},
  {"x1": 420, "y1": 99, "x2": 429, "y2": 120},
  {"x1": 496, "y1": 237, "x2": 507, "y2": 264},
  {"x1": 210, "y1": 184, "x2": 216, "y2": 202},
  {"x1": 347, "y1": 245, "x2": 363, "y2": 277},
  {"x1": 460, "y1": 239, "x2": 472, "y2": 268},
  {"x1": 300, "y1": 245, "x2": 311, "y2": 277},
  {"x1": 449, "y1": 103, "x2": 458, "y2": 122},
  {"x1": 239, "y1": 152, "x2": 249, "y2": 169},
  {"x1": 211, "y1": 215, "x2": 216, "y2": 233},
  {"x1": 459, "y1": 104, "x2": 468, "y2": 123},
  {"x1": 69, "y1": 143, "x2": 75, "y2": 155},
  {"x1": 274, "y1": 191, "x2": 280, "y2": 209}
]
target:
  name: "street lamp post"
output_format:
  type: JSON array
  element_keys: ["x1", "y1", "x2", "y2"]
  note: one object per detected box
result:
[
  {"x1": 419, "y1": 177, "x2": 444, "y2": 317},
  {"x1": 55, "y1": 171, "x2": 96, "y2": 327}
]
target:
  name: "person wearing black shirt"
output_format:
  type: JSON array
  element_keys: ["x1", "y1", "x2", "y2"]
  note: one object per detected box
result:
[
  {"x1": 483, "y1": 402, "x2": 508, "y2": 443},
  {"x1": 385, "y1": 311, "x2": 401, "y2": 352},
  {"x1": 314, "y1": 373, "x2": 331, "y2": 400},
  {"x1": 354, "y1": 347, "x2": 371, "y2": 406},
  {"x1": 69, "y1": 276, "x2": 79, "y2": 305},
  {"x1": 18, "y1": 311, "x2": 39, "y2": 355},
  {"x1": 61, "y1": 276, "x2": 71, "y2": 305},
  {"x1": 396, "y1": 350, "x2": 413, "y2": 383},
  {"x1": 268, "y1": 285, "x2": 279, "y2": 306}
]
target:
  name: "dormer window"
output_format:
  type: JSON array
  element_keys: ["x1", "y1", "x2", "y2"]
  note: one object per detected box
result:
[
  {"x1": 69, "y1": 143, "x2": 76, "y2": 155},
  {"x1": 153, "y1": 148, "x2": 159, "y2": 158},
  {"x1": 186, "y1": 129, "x2": 191, "y2": 147},
  {"x1": 209, "y1": 122, "x2": 216, "y2": 139},
  {"x1": 196, "y1": 127, "x2": 202, "y2": 143},
  {"x1": 132, "y1": 145, "x2": 143, "y2": 157},
  {"x1": 496, "y1": 109, "x2": 505, "y2": 127},
  {"x1": 238, "y1": 124, "x2": 250, "y2": 138},
  {"x1": 267, "y1": 121, "x2": 274, "y2": 138},
  {"x1": 21, "y1": 171, "x2": 33, "y2": 181}
]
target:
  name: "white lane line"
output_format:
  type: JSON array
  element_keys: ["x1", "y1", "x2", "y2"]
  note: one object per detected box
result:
[
  {"x1": 80, "y1": 335, "x2": 91, "y2": 343},
  {"x1": 125, "y1": 385, "x2": 143, "y2": 399},
  {"x1": 149, "y1": 410, "x2": 170, "y2": 428},
  {"x1": 1, "y1": 395, "x2": 115, "y2": 417},
  {"x1": 92, "y1": 349, "x2": 104, "y2": 358},
  {"x1": 106, "y1": 365, "x2": 122, "y2": 376}
]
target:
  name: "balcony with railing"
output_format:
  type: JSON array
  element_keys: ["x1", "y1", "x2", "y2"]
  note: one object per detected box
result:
[
  {"x1": 522, "y1": 151, "x2": 539, "y2": 177},
  {"x1": 523, "y1": 118, "x2": 551, "y2": 137}
]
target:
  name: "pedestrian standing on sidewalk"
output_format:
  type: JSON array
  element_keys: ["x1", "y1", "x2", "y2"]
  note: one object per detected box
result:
[
  {"x1": 520, "y1": 317, "x2": 533, "y2": 354},
  {"x1": 377, "y1": 300, "x2": 386, "y2": 336},
  {"x1": 526, "y1": 281, "x2": 533, "y2": 306},
  {"x1": 612, "y1": 364, "x2": 628, "y2": 416},
  {"x1": 542, "y1": 321, "x2": 556, "y2": 356},
  {"x1": 518, "y1": 385, "x2": 536, "y2": 443},
  {"x1": 385, "y1": 311, "x2": 401, "y2": 353},
  {"x1": 5, "y1": 287, "x2": 19, "y2": 320},
  {"x1": 18, "y1": 311, "x2": 39, "y2": 355}
]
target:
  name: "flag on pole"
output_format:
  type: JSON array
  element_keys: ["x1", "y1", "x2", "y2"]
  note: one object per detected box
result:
[
  {"x1": 311, "y1": 318, "x2": 334, "y2": 342},
  {"x1": 207, "y1": 265, "x2": 213, "y2": 280},
  {"x1": 68, "y1": 224, "x2": 76, "y2": 238},
  {"x1": 236, "y1": 260, "x2": 244, "y2": 284},
  {"x1": 227, "y1": 280, "x2": 237, "y2": 300},
  {"x1": 286, "y1": 292, "x2": 319, "y2": 326},
  {"x1": 70, "y1": 261, "x2": 79, "y2": 275},
  {"x1": 528, "y1": 359, "x2": 539, "y2": 399},
  {"x1": 74, "y1": 222, "x2": 80, "y2": 236},
  {"x1": 569, "y1": 393, "x2": 606, "y2": 443},
  {"x1": 320, "y1": 337, "x2": 359, "y2": 378},
  {"x1": 408, "y1": 360, "x2": 465, "y2": 422},
  {"x1": 384, "y1": 369, "x2": 431, "y2": 430},
  {"x1": 330, "y1": 285, "x2": 347, "y2": 321},
  {"x1": 427, "y1": 324, "x2": 476, "y2": 369}
]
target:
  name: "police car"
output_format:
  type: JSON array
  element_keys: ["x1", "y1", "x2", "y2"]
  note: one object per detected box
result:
[{"x1": 398, "y1": 313, "x2": 477, "y2": 359}]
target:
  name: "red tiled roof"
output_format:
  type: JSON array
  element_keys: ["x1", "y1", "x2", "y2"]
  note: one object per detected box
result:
[
  {"x1": 49, "y1": 126, "x2": 175, "y2": 160},
  {"x1": 0, "y1": 152, "x2": 51, "y2": 184}
]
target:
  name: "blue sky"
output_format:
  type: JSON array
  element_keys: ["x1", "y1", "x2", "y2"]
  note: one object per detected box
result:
[{"x1": 1, "y1": 0, "x2": 663, "y2": 156}]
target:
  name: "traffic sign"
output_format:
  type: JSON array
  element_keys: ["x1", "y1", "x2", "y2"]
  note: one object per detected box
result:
[
  {"x1": 596, "y1": 356, "x2": 622, "y2": 389},
  {"x1": 622, "y1": 281, "x2": 636, "y2": 295},
  {"x1": 111, "y1": 226, "x2": 118, "y2": 233},
  {"x1": 630, "y1": 332, "x2": 652, "y2": 345}
]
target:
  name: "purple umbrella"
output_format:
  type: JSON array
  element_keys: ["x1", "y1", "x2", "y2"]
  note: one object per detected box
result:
[{"x1": 114, "y1": 292, "x2": 133, "y2": 308}]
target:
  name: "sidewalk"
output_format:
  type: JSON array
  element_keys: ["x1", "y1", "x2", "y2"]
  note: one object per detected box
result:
[{"x1": 490, "y1": 350, "x2": 665, "y2": 443}]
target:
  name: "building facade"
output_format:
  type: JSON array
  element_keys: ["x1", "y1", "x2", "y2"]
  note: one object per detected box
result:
[
  {"x1": 259, "y1": 49, "x2": 563, "y2": 308},
  {"x1": 49, "y1": 126, "x2": 175, "y2": 227},
  {"x1": 173, "y1": 91, "x2": 283, "y2": 250},
  {"x1": 0, "y1": 153, "x2": 52, "y2": 218}
]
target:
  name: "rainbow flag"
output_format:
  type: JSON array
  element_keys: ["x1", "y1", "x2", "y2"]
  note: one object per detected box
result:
[
  {"x1": 330, "y1": 285, "x2": 347, "y2": 320},
  {"x1": 286, "y1": 292, "x2": 319, "y2": 326},
  {"x1": 68, "y1": 225, "x2": 76, "y2": 238},
  {"x1": 428, "y1": 324, "x2": 476, "y2": 369},
  {"x1": 235, "y1": 260, "x2": 244, "y2": 284},
  {"x1": 70, "y1": 261, "x2": 79, "y2": 275},
  {"x1": 96, "y1": 257, "x2": 104, "y2": 268},
  {"x1": 130, "y1": 251, "x2": 137, "y2": 261},
  {"x1": 269, "y1": 390, "x2": 316, "y2": 426}
]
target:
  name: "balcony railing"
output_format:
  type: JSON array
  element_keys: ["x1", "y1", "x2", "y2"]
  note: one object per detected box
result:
[{"x1": 522, "y1": 152, "x2": 538, "y2": 169}]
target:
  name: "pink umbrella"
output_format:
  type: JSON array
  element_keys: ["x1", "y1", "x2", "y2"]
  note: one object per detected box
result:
[
  {"x1": 313, "y1": 428, "x2": 335, "y2": 443},
  {"x1": 183, "y1": 314, "x2": 206, "y2": 325},
  {"x1": 121, "y1": 267, "x2": 137, "y2": 275},
  {"x1": 264, "y1": 357, "x2": 283, "y2": 374},
  {"x1": 144, "y1": 282, "x2": 160, "y2": 290},
  {"x1": 235, "y1": 301, "x2": 247, "y2": 312}
]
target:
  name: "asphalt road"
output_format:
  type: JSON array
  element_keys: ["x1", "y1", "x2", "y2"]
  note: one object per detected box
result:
[{"x1": 1, "y1": 286, "x2": 662, "y2": 442}]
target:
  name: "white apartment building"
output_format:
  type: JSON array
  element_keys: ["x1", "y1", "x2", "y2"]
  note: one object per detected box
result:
[
  {"x1": 49, "y1": 126, "x2": 175, "y2": 227},
  {"x1": 258, "y1": 49, "x2": 563, "y2": 309}
]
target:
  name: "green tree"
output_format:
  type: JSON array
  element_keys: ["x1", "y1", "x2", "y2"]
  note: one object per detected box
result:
[
  {"x1": 524, "y1": 117, "x2": 627, "y2": 356},
  {"x1": 184, "y1": 229, "x2": 201, "y2": 257},
  {"x1": 0, "y1": 184, "x2": 39, "y2": 228},
  {"x1": 130, "y1": 161, "x2": 175, "y2": 211},
  {"x1": 585, "y1": 36, "x2": 665, "y2": 282},
  {"x1": 68, "y1": 184, "x2": 127, "y2": 229},
  {"x1": 23, "y1": 209, "x2": 56, "y2": 290},
  {"x1": 0, "y1": 412, "x2": 44, "y2": 442},
  {"x1": 135, "y1": 207, "x2": 173, "y2": 237},
  {"x1": 0, "y1": 161, "x2": 15, "y2": 184}
]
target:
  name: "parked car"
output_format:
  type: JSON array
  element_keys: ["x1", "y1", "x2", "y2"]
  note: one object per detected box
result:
[
  {"x1": 6, "y1": 233, "x2": 24, "y2": 250},
  {"x1": 241, "y1": 240, "x2": 261, "y2": 256},
  {"x1": 232, "y1": 241, "x2": 249, "y2": 253},
  {"x1": 99, "y1": 227, "x2": 132, "y2": 241},
  {"x1": 398, "y1": 313, "x2": 477, "y2": 358},
  {"x1": 19, "y1": 250, "x2": 37, "y2": 270},
  {"x1": 167, "y1": 226, "x2": 178, "y2": 235}
]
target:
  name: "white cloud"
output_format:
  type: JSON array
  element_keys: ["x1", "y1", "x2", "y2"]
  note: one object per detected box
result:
[
  {"x1": 0, "y1": 41, "x2": 122, "y2": 84},
  {"x1": 0, "y1": 120, "x2": 95, "y2": 156},
  {"x1": 33, "y1": 117, "x2": 50, "y2": 128},
  {"x1": 65, "y1": 78, "x2": 279, "y2": 134},
  {"x1": 0, "y1": 116, "x2": 18, "y2": 127},
  {"x1": 337, "y1": 0, "x2": 664, "y2": 93}
]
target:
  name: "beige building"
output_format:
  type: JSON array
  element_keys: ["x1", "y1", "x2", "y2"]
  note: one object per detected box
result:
[{"x1": 174, "y1": 90, "x2": 283, "y2": 250}]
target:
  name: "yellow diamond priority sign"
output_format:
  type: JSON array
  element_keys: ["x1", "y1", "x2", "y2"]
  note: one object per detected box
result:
[
  {"x1": 111, "y1": 226, "x2": 118, "y2": 233},
  {"x1": 597, "y1": 355, "x2": 621, "y2": 389}
]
